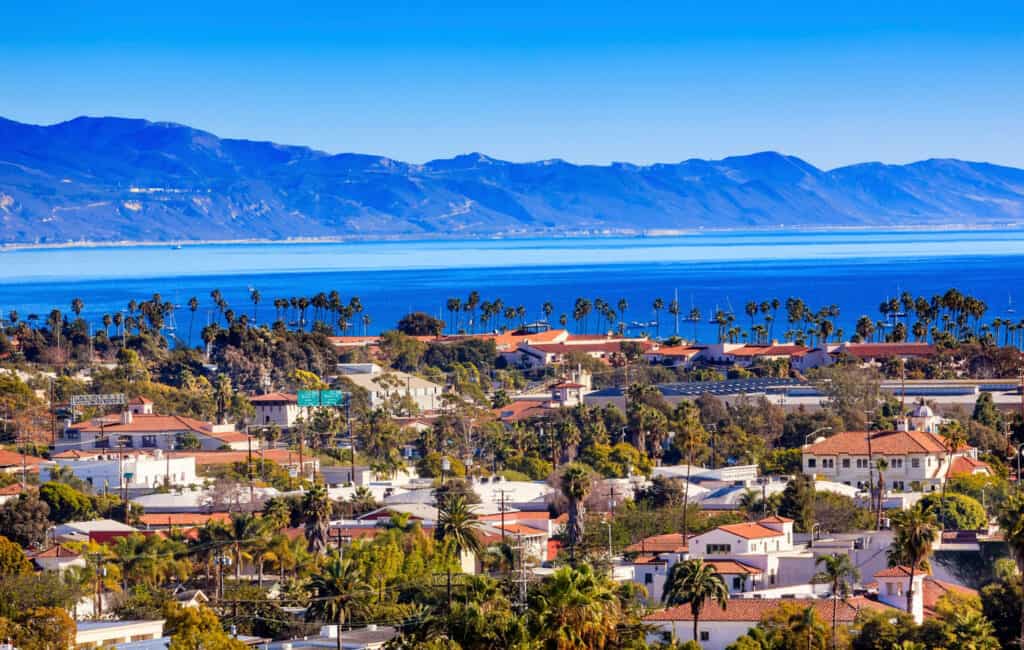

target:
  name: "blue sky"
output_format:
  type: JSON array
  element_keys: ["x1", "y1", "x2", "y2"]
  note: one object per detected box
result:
[{"x1": 2, "y1": 1, "x2": 1022, "y2": 168}]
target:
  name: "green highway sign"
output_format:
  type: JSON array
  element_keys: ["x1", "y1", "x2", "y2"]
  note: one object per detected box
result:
[{"x1": 297, "y1": 389, "x2": 347, "y2": 407}]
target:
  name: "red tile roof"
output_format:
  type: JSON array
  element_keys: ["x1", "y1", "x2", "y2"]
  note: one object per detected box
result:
[
  {"x1": 72, "y1": 414, "x2": 212, "y2": 434},
  {"x1": 758, "y1": 515, "x2": 793, "y2": 524},
  {"x1": 706, "y1": 559, "x2": 763, "y2": 575},
  {"x1": 497, "y1": 523, "x2": 548, "y2": 536},
  {"x1": 716, "y1": 522, "x2": 785, "y2": 540},
  {"x1": 165, "y1": 449, "x2": 314, "y2": 467},
  {"x1": 948, "y1": 455, "x2": 991, "y2": 478},
  {"x1": 0, "y1": 450, "x2": 47, "y2": 468},
  {"x1": 874, "y1": 565, "x2": 916, "y2": 578},
  {"x1": 250, "y1": 392, "x2": 298, "y2": 404},
  {"x1": 625, "y1": 533, "x2": 688, "y2": 554},
  {"x1": 494, "y1": 399, "x2": 551, "y2": 423},
  {"x1": 129, "y1": 396, "x2": 154, "y2": 405},
  {"x1": 138, "y1": 513, "x2": 231, "y2": 527},
  {"x1": 28, "y1": 544, "x2": 80, "y2": 559},
  {"x1": 727, "y1": 344, "x2": 809, "y2": 358},
  {"x1": 646, "y1": 597, "x2": 892, "y2": 623},
  {"x1": 0, "y1": 483, "x2": 22, "y2": 496},
  {"x1": 650, "y1": 345, "x2": 702, "y2": 358},
  {"x1": 804, "y1": 430, "x2": 961, "y2": 456},
  {"x1": 525, "y1": 341, "x2": 653, "y2": 355},
  {"x1": 838, "y1": 343, "x2": 936, "y2": 359},
  {"x1": 923, "y1": 578, "x2": 977, "y2": 616}
]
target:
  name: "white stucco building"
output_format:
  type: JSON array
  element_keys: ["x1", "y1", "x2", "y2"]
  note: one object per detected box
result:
[{"x1": 42, "y1": 450, "x2": 197, "y2": 490}]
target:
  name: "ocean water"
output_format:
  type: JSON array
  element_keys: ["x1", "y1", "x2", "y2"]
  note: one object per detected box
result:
[{"x1": 0, "y1": 229, "x2": 1022, "y2": 343}]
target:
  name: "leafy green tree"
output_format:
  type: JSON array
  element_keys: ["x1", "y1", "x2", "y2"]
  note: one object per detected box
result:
[
  {"x1": 812, "y1": 553, "x2": 859, "y2": 650},
  {"x1": 850, "y1": 609, "x2": 918, "y2": 650},
  {"x1": 39, "y1": 481, "x2": 95, "y2": 523},
  {"x1": 997, "y1": 491, "x2": 1024, "y2": 647},
  {"x1": 663, "y1": 558, "x2": 729, "y2": 643},
  {"x1": 917, "y1": 492, "x2": 986, "y2": 530},
  {"x1": 396, "y1": 312, "x2": 445, "y2": 336},
  {"x1": 166, "y1": 603, "x2": 246, "y2": 650},
  {"x1": 980, "y1": 576, "x2": 1022, "y2": 649},
  {"x1": 0, "y1": 535, "x2": 31, "y2": 576},
  {"x1": 0, "y1": 491, "x2": 50, "y2": 547},
  {"x1": 778, "y1": 474, "x2": 815, "y2": 533}
]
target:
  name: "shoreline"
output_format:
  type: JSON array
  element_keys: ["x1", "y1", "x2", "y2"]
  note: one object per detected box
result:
[{"x1": 1, "y1": 222, "x2": 1022, "y2": 252}]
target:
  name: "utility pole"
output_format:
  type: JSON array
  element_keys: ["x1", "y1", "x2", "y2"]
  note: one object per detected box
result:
[
  {"x1": 247, "y1": 434, "x2": 255, "y2": 510},
  {"x1": 497, "y1": 489, "x2": 511, "y2": 542},
  {"x1": 90, "y1": 553, "x2": 105, "y2": 619}
]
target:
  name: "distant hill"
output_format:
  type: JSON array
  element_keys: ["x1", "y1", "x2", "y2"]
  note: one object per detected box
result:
[{"x1": 1, "y1": 115, "x2": 1023, "y2": 244}]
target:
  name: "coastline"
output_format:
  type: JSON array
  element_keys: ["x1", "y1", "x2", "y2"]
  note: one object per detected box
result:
[{"x1": 1, "y1": 222, "x2": 1021, "y2": 252}]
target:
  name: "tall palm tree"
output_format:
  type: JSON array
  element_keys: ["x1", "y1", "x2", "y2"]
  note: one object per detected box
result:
[
  {"x1": 303, "y1": 483, "x2": 330, "y2": 555},
  {"x1": 672, "y1": 400, "x2": 704, "y2": 540},
  {"x1": 560, "y1": 463, "x2": 592, "y2": 563},
  {"x1": 652, "y1": 297, "x2": 664, "y2": 338},
  {"x1": 938, "y1": 421, "x2": 967, "y2": 530},
  {"x1": 250, "y1": 288, "x2": 261, "y2": 322},
  {"x1": 997, "y1": 492, "x2": 1024, "y2": 648},
  {"x1": 887, "y1": 505, "x2": 939, "y2": 613},
  {"x1": 435, "y1": 495, "x2": 483, "y2": 608},
  {"x1": 812, "y1": 553, "x2": 859, "y2": 650},
  {"x1": 662, "y1": 558, "x2": 728, "y2": 643},
  {"x1": 307, "y1": 553, "x2": 370, "y2": 650}
]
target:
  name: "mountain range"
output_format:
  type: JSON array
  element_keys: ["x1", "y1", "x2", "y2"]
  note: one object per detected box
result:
[{"x1": 1, "y1": 115, "x2": 1024, "y2": 244}]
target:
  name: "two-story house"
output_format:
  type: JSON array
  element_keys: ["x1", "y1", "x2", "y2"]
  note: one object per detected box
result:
[
  {"x1": 801, "y1": 427, "x2": 989, "y2": 492},
  {"x1": 687, "y1": 516, "x2": 795, "y2": 593}
]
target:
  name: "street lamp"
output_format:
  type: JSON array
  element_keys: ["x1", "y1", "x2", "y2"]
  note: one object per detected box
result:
[
  {"x1": 809, "y1": 522, "x2": 822, "y2": 549},
  {"x1": 805, "y1": 427, "x2": 832, "y2": 447}
]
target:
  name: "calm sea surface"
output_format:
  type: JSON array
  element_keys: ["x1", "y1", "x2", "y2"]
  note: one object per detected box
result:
[{"x1": 1, "y1": 230, "x2": 1023, "y2": 343}]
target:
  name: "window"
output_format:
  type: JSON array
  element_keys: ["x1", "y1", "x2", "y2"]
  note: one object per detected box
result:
[
  {"x1": 842, "y1": 459, "x2": 850, "y2": 468},
  {"x1": 807, "y1": 459, "x2": 817, "y2": 468},
  {"x1": 893, "y1": 459, "x2": 903, "y2": 468},
  {"x1": 700, "y1": 631, "x2": 710, "y2": 641},
  {"x1": 644, "y1": 573, "x2": 653, "y2": 585},
  {"x1": 733, "y1": 577, "x2": 743, "y2": 590},
  {"x1": 707, "y1": 544, "x2": 732, "y2": 554},
  {"x1": 911, "y1": 458, "x2": 921, "y2": 469},
  {"x1": 142, "y1": 435, "x2": 157, "y2": 448},
  {"x1": 822, "y1": 459, "x2": 834, "y2": 469}
]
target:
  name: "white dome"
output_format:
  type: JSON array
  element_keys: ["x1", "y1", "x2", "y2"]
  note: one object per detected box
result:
[{"x1": 911, "y1": 404, "x2": 934, "y2": 418}]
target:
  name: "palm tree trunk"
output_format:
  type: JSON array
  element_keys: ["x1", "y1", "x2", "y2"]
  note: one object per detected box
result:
[
  {"x1": 337, "y1": 609, "x2": 343, "y2": 650},
  {"x1": 447, "y1": 566, "x2": 453, "y2": 610},
  {"x1": 692, "y1": 613, "x2": 699, "y2": 645}
]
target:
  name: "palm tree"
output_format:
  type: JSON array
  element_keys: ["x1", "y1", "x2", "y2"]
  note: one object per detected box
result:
[
  {"x1": 672, "y1": 400, "x2": 704, "y2": 540},
  {"x1": 652, "y1": 297, "x2": 664, "y2": 338},
  {"x1": 530, "y1": 564, "x2": 622, "y2": 649},
  {"x1": 997, "y1": 492, "x2": 1024, "y2": 648},
  {"x1": 663, "y1": 558, "x2": 729, "y2": 643},
  {"x1": 307, "y1": 553, "x2": 370, "y2": 650},
  {"x1": 560, "y1": 463, "x2": 592, "y2": 563},
  {"x1": 812, "y1": 553, "x2": 859, "y2": 650},
  {"x1": 938, "y1": 421, "x2": 967, "y2": 530},
  {"x1": 224, "y1": 513, "x2": 265, "y2": 583},
  {"x1": 250, "y1": 288, "x2": 261, "y2": 322},
  {"x1": 435, "y1": 495, "x2": 483, "y2": 608},
  {"x1": 303, "y1": 483, "x2": 330, "y2": 555},
  {"x1": 887, "y1": 504, "x2": 939, "y2": 613}
]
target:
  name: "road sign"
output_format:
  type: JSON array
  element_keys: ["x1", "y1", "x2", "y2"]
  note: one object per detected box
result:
[
  {"x1": 70, "y1": 393, "x2": 126, "y2": 408},
  {"x1": 297, "y1": 390, "x2": 348, "y2": 407}
]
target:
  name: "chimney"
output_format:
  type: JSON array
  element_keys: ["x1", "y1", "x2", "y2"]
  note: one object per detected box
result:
[{"x1": 121, "y1": 410, "x2": 133, "y2": 425}]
